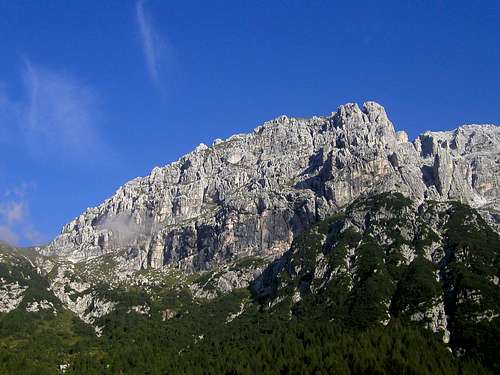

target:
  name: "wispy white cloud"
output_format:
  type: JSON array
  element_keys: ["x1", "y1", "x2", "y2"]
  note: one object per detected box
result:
[
  {"x1": 0, "y1": 201, "x2": 25, "y2": 223},
  {"x1": 0, "y1": 61, "x2": 111, "y2": 245},
  {"x1": 136, "y1": 0, "x2": 167, "y2": 85},
  {"x1": 0, "y1": 60, "x2": 110, "y2": 245},
  {"x1": 21, "y1": 60, "x2": 106, "y2": 159},
  {"x1": 1, "y1": 61, "x2": 109, "y2": 161},
  {"x1": 3, "y1": 182, "x2": 34, "y2": 200}
]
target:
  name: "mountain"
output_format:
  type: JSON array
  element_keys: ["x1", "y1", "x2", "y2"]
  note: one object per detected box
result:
[
  {"x1": 1, "y1": 102, "x2": 499, "y2": 374},
  {"x1": 254, "y1": 193, "x2": 499, "y2": 361},
  {"x1": 1, "y1": 193, "x2": 499, "y2": 374},
  {"x1": 43, "y1": 102, "x2": 499, "y2": 273}
]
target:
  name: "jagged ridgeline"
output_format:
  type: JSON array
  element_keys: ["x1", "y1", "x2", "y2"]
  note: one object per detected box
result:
[
  {"x1": 0, "y1": 102, "x2": 499, "y2": 374},
  {"x1": 43, "y1": 102, "x2": 499, "y2": 272}
]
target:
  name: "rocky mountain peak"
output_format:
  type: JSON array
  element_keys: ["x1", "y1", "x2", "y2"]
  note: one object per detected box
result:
[
  {"x1": 2, "y1": 102, "x2": 499, "y2": 374},
  {"x1": 334, "y1": 101, "x2": 391, "y2": 128},
  {"x1": 42, "y1": 102, "x2": 499, "y2": 273}
]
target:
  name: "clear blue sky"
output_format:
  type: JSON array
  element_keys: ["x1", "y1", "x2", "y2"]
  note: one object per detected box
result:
[{"x1": 0, "y1": 0, "x2": 498, "y2": 245}]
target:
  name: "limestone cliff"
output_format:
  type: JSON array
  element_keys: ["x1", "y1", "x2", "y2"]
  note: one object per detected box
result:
[{"x1": 43, "y1": 102, "x2": 499, "y2": 272}]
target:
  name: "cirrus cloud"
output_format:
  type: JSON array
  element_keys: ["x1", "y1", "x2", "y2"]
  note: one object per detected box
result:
[
  {"x1": 136, "y1": 0, "x2": 169, "y2": 87},
  {"x1": 0, "y1": 201, "x2": 26, "y2": 223},
  {"x1": 0, "y1": 60, "x2": 110, "y2": 162},
  {"x1": 21, "y1": 60, "x2": 108, "y2": 160}
]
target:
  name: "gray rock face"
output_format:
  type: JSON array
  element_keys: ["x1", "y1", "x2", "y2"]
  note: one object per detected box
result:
[
  {"x1": 43, "y1": 102, "x2": 499, "y2": 272},
  {"x1": 48, "y1": 262, "x2": 116, "y2": 333},
  {"x1": 0, "y1": 280, "x2": 27, "y2": 313},
  {"x1": 252, "y1": 193, "x2": 499, "y2": 343}
]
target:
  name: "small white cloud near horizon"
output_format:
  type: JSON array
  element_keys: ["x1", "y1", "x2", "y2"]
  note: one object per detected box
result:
[
  {"x1": 136, "y1": 0, "x2": 167, "y2": 86},
  {"x1": 0, "y1": 201, "x2": 24, "y2": 244},
  {"x1": 0, "y1": 201, "x2": 26, "y2": 223},
  {"x1": 0, "y1": 225, "x2": 18, "y2": 245},
  {"x1": 0, "y1": 187, "x2": 45, "y2": 246}
]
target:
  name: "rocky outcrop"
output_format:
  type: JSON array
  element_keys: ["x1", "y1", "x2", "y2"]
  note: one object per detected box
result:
[
  {"x1": 43, "y1": 102, "x2": 499, "y2": 272},
  {"x1": 189, "y1": 257, "x2": 268, "y2": 299},
  {"x1": 253, "y1": 193, "x2": 499, "y2": 344},
  {"x1": 48, "y1": 263, "x2": 117, "y2": 331},
  {"x1": 161, "y1": 308, "x2": 177, "y2": 321},
  {"x1": 0, "y1": 280, "x2": 27, "y2": 313},
  {"x1": 25, "y1": 299, "x2": 57, "y2": 314}
]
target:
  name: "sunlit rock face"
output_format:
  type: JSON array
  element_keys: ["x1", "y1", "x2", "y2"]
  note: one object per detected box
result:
[
  {"x1": 252, "y1": 193, "x2": 499, "y2": 345},
  {"x1": 43, "y1": 102, "x2": 499, "y2": 272}
]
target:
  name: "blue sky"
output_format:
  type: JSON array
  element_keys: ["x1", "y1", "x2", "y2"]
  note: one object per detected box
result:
[{"x1": 0, "y1": 0, "x2": 498, "y2": 245}]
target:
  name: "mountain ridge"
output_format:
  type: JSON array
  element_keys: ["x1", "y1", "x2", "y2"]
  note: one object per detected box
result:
[
  {"x1": 1, "y1": 100, "x2": 499, "y2": 372},
  {"x1": 41, "y1": 102, "x2": 499, "y2": 273},
  {"x1": 1, "y1": 192, "x2": 499, "y2": 374}
]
